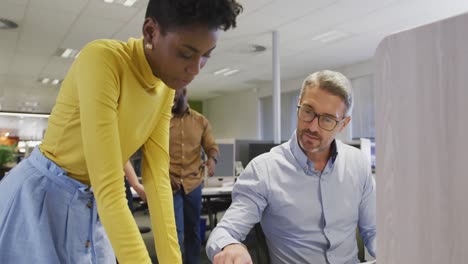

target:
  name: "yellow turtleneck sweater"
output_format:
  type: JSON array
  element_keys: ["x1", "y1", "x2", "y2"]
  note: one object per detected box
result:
[{"x1": 40, "y1": 37, "x2": 181, "y2": 263}]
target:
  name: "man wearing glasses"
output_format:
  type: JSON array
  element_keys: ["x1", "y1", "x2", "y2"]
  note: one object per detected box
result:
[{"x1": 206, "y1": 70, "x2": 376, "y2": 264}]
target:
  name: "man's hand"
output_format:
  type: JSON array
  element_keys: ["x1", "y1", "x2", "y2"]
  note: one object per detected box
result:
[
  {"x1": 133, "y1": 183, "x2": 147, "y2": 201},
  {"x1": 205, "y1": 158, "x2": 216, "y2": 176},
  {"x1": 213, "y1": 244, "x2": 252, "y2": 264},
  {"x1": 170, "y1": 175, "x2": 181, "y2": 192}
]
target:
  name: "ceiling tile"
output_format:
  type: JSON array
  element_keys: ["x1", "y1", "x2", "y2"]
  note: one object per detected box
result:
[
  {"x1": 276, "y1": 0, "x2": 400, "y2": 45},
  {"x1": 9, "y1": 54, "x2": 50, "y2": 77},
  {"x1": 61, "y1": 16, "x2": 125, "y2": 48},
  {"x1": 0, "y1": 54, "x2": 14, "y2": 75},
  {"x1": 28, "y1": 0, "x2": 88, "y2": 14},
  {"x1": 83, "y1": 0, "x2": 140, "y2": 21},
  {"x1": 41, "y1": 57, "x2": 74, "y2": 78},
  {"x1": 0, "y1": 2, "x2": 26, "y2": 21},
  {"x1": 112, "y1": 8, "x2": 146, "y2": 40}
]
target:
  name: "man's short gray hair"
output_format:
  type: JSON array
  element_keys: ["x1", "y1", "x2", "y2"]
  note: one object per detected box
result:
[{"x1": 299, "y1": 70, "x2": 353, "y2": 116}]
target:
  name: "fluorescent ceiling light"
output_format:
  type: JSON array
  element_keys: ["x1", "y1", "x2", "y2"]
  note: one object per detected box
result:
[
  {"x1": 214, "y1": 68, "x2": 231, "y2": 75},
  {"x1": 24, "y1": 101, "x2": 39, "y2": 107},
  {"x1": 312, "y1": 30, "x2": 349, "y2": 43},
  {"x1": 223, "y1": 69, "x2": 240, "y2": 76},
  {"x1": 0, "y1": 111, "x2": 50, "y2": 118},
  {"x1": 105, "y1": 0, "x2": 137, "y2": 6},
  {"x1": 123, "y1": 0, "x2": 137, "y2": 6},
  {"x1": 39, "y1": 77, "x2": 62, "y2": 85},
  {"x1": 60, "y1": 48, "x2": 80, "y2": 59},
  {"x1": 61, "y1": 48, "x2": 72, "y2": 58}
]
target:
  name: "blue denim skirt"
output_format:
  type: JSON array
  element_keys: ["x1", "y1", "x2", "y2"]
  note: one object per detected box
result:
[{"x1": 0, "y1": 147, "x2": 115, "y2": 263}]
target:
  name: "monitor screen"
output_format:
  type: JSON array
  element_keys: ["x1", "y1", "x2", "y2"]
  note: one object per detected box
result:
[
  {"x1": 214, "y1": 143, "x2": 235, "y2": 177},
  {"x1": 247, "y1": 143, "x2": 279, "y2": 164}
]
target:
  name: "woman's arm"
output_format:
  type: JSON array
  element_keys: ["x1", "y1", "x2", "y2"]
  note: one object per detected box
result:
[
  {"x1": 76, "y1": 41, "x2": 151, "y2": 263},
  {"x1": 141, "y1": 89, "x2": 182, "y2": 263}
]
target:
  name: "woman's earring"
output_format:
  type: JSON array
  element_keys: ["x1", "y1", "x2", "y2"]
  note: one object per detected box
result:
[{"x1": 145, "y1": 43, "x2": 153, "y2": 50}]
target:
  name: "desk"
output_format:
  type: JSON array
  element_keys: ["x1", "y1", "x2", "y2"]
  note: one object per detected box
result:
[
  {"x1": 131, "y1": 182, "x2": 234, "y2": 231},
  {"x1": 202, "y1": 185, "x2": 233, "y2": 231}
]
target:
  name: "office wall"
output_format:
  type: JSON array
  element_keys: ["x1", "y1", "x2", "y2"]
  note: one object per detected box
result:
[
  {"x1": 204, "y1": 88, "x2": 259, "y2": 140},
  {"x1": 375, "y1": 13, "x2": 468, "y2": 263},
  {"x1": 204, "y1": 60, "x2": 375, "y2": 141},
  {"x1": 259, "y1": 90, "x2": 298, "y2": 141}
]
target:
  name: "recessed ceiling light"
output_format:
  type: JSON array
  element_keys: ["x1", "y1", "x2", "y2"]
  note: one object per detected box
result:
[
  {"x1": 312, "y1": 30, "x2": 349, "y2": 43},
  {"x1": 223, "y1": 69, "x2": 240, "y2": 76},
  {"x1": 58, "y1": 48, "x2": 80, "y2": 59},
  {"x1": 103, "y1": 0, "x2": 137, "y2": 7},
  {"x1": 24, "y1": 101, "x2": 39, "y2": 107},
  {"x1": 0, "y1": 18, "x2": 18, "y2": 30},
  {"x1": 38, "y1": 77, "x2": 62, "y2": 85},
  {"x1": 214, "y1": 68, "x2": 231, "y2": 75},
  {"x1": 123, "y1": 0, "x2": 137, "y2": 7}
]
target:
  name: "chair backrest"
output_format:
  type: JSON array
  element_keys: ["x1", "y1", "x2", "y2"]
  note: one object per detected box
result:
[
  {"x1": 254, "y1": 223, "x2": 270, "y2": 264},
  {"x1": 356, "y1": 227, "x2": 366, "y2": 262},
  {"x1": 241, "y1": 223, "x2": 270, "y2": 264}
]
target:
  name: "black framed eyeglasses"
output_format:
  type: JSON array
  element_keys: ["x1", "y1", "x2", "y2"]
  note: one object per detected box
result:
[{"x1": 297, "y1": 105, "x2": 343, "y2": 131}]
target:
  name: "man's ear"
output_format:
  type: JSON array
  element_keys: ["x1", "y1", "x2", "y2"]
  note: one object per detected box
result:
[
  {"x1": 338, "y1": 116, "x2": 351, "y2": 132},
  {"x1": 143, "y1": 17, "x2": 161, "y2": 45}
]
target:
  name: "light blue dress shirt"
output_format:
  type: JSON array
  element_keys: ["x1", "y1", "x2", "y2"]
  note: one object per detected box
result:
[{"x1": 206, "y1": 132, "x2": 376, "y2": 264}]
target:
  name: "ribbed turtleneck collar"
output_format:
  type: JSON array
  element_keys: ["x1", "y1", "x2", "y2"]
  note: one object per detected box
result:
[{"x1": 130, "y1": 37, "x2": 161, "y2": 93}]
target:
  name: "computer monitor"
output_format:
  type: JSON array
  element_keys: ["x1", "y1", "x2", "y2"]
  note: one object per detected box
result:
[
  {"x1": 247, "y1": 143, "x2": 279, "y2": 164},
  {"x1": 214, "y1": 142, "x2": 235, "y2": 177}
]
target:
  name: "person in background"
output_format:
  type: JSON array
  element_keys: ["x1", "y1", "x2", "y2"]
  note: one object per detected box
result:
[
  {"x1": 0, "y1": 0, "x2": 242, "y2": 263},
  {"x1": 170, "y1": 86, "x2": 219, "y2": 264},
  {"x1": 124, "y1": 159, "x2": 151, "y2": 234},
  {"x1": 125, "y1": 160, "x2": 146, "y2": 203},
  {"x1": 206, "y1": 70, "x2": 376, "y2": 264}
]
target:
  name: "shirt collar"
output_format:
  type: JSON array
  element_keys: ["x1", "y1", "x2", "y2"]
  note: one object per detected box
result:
[
  {"x1": 290, "y1": 131, "x2": 339, "y2": 172},
  {"x1": 173, "y1": 106, "x2": 191, "y2": 118},
  {"x1": 290, "y1": 130, "x2": 309, "y2": 171}
]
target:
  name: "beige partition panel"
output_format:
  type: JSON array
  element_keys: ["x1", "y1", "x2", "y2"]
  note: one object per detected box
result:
[{"x1": 374, "y1": 13, "x2": 468, "y2": 264}]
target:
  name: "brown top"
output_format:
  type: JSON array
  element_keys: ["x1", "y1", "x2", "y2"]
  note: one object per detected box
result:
[{"x1": 169, "y1": 107, "x2": 219, "y2": 193}]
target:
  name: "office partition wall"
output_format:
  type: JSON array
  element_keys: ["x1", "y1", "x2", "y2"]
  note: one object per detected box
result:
[{"x1": 375, "y1": 12, "x2": 468, "y2": 263}]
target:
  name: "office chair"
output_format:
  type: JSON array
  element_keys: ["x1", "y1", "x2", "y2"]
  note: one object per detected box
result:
[
  {"x1": 356, "y1": 227, "x2": 367, "y2": 262},
  {"x1": 247, "y1": 224, "x2": 367, "y2": 263}
]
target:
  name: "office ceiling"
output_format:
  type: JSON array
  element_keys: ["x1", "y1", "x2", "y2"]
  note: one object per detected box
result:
[{"x1": 1, "y1": 0, "x2": 468, "y2": 113}]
